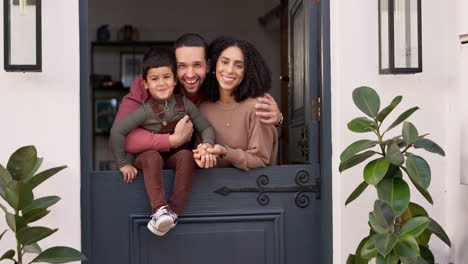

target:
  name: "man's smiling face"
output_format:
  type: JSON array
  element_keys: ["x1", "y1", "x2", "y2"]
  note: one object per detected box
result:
[{"x1": 175, "y1": 46, "x2": 208, "y2": 95}]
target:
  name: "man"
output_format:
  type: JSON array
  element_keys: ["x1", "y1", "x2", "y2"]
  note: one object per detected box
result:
[{"x1": 114, "y1": 33, "x2": 282, "y2": 179}]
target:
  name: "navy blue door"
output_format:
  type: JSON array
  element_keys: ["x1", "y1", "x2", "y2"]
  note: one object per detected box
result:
[{"x1": 89, "y1": 165, "x2": 321, "y2": 264}]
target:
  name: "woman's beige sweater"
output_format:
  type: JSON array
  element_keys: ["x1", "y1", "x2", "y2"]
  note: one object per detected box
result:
[{"x1": 199, "y1": 97, "x2": 278, "y2": 171}]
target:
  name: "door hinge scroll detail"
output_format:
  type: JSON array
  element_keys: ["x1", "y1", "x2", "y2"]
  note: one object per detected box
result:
[{"x1": 214, "y1": 170, "x2": 321, "y2": 208}]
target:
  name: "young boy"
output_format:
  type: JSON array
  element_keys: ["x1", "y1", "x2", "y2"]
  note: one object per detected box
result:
[{"x1": 110, "y1": 47, "x2": 214, "y2": 236}]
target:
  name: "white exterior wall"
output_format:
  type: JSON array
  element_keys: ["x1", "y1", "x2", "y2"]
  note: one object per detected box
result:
[
  {"x1": 330, "y1": 0, "x2": 466, "y2": 263},
  {"x1": 0, "y1": 0, "x2": 81, "y2": 261}
]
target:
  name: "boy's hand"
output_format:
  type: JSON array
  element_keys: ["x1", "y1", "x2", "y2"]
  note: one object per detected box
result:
[
  {"x1": 169, "y1": 115, "x2": 194, "y2": 148},
  {"x1": 193, "y1": 143, "x2": 216, "y2": 168},
  {"x1": 255, "y1": 93, "x2": 282, "y2": 125},
  {"x1": 119, "y1": 164, "x2": 138, "y2": 183}
]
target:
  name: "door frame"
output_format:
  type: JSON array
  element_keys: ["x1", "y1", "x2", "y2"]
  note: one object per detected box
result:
[{"x1": 78, "y1": 0, "x2": 332, "y2": 262}]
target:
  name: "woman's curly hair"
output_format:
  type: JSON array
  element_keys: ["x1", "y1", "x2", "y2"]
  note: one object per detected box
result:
[{"x1": 202, "y1": 37, "x2": 272, "y2": 102}]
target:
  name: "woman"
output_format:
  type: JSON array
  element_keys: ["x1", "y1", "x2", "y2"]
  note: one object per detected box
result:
[{"x1": 194, "y1": 37, "x2": 278, "y2": 171}]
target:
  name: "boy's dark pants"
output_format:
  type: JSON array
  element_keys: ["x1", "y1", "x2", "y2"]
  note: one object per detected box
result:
[{"x1": 134, "y1": 149, "x2": 196, "y2": 215}]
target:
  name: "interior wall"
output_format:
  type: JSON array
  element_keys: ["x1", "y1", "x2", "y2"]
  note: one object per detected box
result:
[
  {"x1": 0, "y1": 0, "x2": 81, "y2": 259},
  {"x1": 330, "y1": 0, "x2": 462, "y2": 263}
]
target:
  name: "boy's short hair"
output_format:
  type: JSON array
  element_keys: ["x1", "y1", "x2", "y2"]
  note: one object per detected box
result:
[
  {"x1": 142, "y1": 47, "x2": 176, "y2": 80},
  {"x1": 174, "y1": 33, "x2": 208, "y2": 59}
]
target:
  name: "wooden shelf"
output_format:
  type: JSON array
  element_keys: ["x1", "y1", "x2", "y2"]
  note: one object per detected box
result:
[{"x1": 91, "y1": 40, "x2": 173, "y2": 48}]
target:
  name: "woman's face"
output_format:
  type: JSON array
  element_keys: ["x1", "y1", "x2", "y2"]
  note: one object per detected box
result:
[{"x1": 215, "y1": 46, "x2": 245, "y2": 94}]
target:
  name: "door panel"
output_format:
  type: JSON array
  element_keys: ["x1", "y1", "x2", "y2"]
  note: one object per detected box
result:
[
  {"x1": 90, "y1": 165, "x2": 322, "y2": 263},
  {"x1": 288, "y1": 0, "x2": 321, "y2": 164}
]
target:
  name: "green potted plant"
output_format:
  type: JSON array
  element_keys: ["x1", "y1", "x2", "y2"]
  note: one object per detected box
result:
[
  {"x1": 0, "y1": 145, "x2": 86, "y2": 263},
  {"x1": 341, "y1": 87, "x2": 451, "y2": 264}
]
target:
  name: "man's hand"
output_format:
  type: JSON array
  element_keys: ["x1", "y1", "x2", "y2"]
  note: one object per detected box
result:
[
  {"x1": 169, "y1": 115, "x2": 194, "y2": 148},
  {"x1": 255, "y1": 93, "x2": 282, "y2": 125},
  {"x1": 119, "y1": 164, "x2": 138, "y2": 183},
  {"x1": 193, "y1": 143, "x2": 217, "y2": 168}
]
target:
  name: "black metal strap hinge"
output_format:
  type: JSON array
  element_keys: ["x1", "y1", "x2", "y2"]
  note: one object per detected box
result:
[{"x1": 214, "y1": 170, "x2": 321, "y2": 208}]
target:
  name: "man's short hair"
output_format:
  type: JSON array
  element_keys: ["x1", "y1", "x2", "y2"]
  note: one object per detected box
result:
[
  {"x1": 174, "y1": 33, "x2": 208, "y2": 59},
  {"x1": 141, "y1": 47, "x2": 176, "y2": 80}
]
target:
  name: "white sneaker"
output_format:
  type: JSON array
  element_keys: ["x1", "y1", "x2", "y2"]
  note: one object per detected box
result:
[{"x1": 147, "y1": 206, "x2": 175, "y2": 236}]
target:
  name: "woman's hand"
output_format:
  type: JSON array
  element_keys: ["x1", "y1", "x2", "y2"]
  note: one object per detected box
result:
[
  {"x1": 193, "y1": 143, "x2": 217, "y2": 168},
  {"x1": 119, "y1": 164, "x2": 138, "y2": 183},
  {"x1": 255, "y1": 93, "x2": 282, "y2": 125},
  {"x1": 206, "y1": 144, "x2": 228, "y2": 158}
]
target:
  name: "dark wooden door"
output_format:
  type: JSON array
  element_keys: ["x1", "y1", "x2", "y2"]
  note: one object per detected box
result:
[
  {"x1": 89, "y1": 165, "x2": 321, "y2": 264},
  {"x1": 288, "y1": 0, "x2": 321, "y2": 164}
]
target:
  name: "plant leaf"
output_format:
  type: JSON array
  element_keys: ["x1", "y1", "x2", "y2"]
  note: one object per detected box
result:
[
  {"x1": 0, "y1": 164, "x2": 13, "y2": 199},
  {"x1": 346, "y1": 255, "x2": 355, "y2": 264},
  {"x1": 374, "y1": 200, "x2": 395, "y2": 228},
  {"x1": 408, "y1": 202, "x2": 428, "y2": 217},
  {"x1": 5, "y1": 181, "x2": 33, "y2": 211},
  {"x1": 402, "y1": 122, "x2": 419, "y2": 145},
  {"x1": 415, "y1": 228, "x2": 432, "y2": 247},
  {"x1": 7, "y1": 145, "x2": 38, "y2": 181},
  {"x1": 22, "y1": 196, "x2": 61, "y2": 215},
  {"x1": 384, "y1": 107, "x2": 419, "y2": 133},
  {"x1": 24, "y1": 243, "x2": 42, "y2": 254},
  {"x1": 375, "y1": 233, "x2": 398, "y2": 256},
  {"x1": 413, "y1": 138, "x2": 445, "y2": 156},
  {"x1": 17, "y1": 227, "x2": 58, "y2": 245},
  {"x1": 31, "y1": 246, "x2": 87, "y2": 263},
  {"x1": 339, "y1": 151, "x2": 377, "y2": 173},
  {"x1": 376, "y1": 252, "x2": 399, "y2": 264},
  {"x1": 418, "y1": 245, "x2": 435, "y2": 263},
  {"x1": 394, "y1": 234, "x2": 420, "y2": 257},
  {"x1": 364, "y1": 158, "x2": 390, "y2": 186},
  {"x1": 384, "y1": 165, "x2": 402, "y2": 179},
  {"x1": 0, "y1": 250, "x2": 15, "y2": 261},
  {"x1": 23, "y1": 157, "x2": 44, "y2": 182},
  {"x1": 0, "y1": 203, "x2": 7, "y2": 213},
  {"x1": 345, "y1": 181, "x2": 369, "y2": 206},
  {"x1": 405, "y1": 155, "x2": 431, "y2": 189},
  {"x1": 399, "y1": 256, "x2": 418, "y2": 264},
  {"x1": 400, "y1": 216, "x2": 430, "y2": 237},
  {"x1": 23, "y1": 208, "x2": 50, "y2": 223},
  {"x1": 369, "y1": 212, "x2": 388, "y2": 234},
  {"x1": 341, "y1": 140, "x2": 378, "y2": 161},
  {"x1": 352, "y1": 236, "x2": 371, "y2": 264},
  {"x1": 27, "y1": 166, "x2": 67, "y2": 190},
  {"x1": 361, "y1": 234, "x2": 379, "y2": 259},
  {"x1": 386, "y1": 142, "x2": 404, "y2": 166},
  {"x1": 407, "y1": 173, "x2": 433, "y2": 204},
  {"x1": 376, "y1": 96, "x2": 402, "y2": 122},
  {"x1": 5, "y1": 213, "x2": 27, "y2": 233},
  {"x1": 0, "y1": 229, "x2": 7, "y2": 240},
  {"x1": 348, "y1": 117, "x2": 376, "y2": 133},
  {"x1": 377, "y1": 178, "x2": 410, "y2": 217},
  {"x1": 427, "y1": 217, "x2": 451, "y2": 247},
  {"x1": 5, "y1": 212, "x2": 16, "y2": 232},
  {"x1": 352, "y1": 86, "x2": 380, "y2": 118}
]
